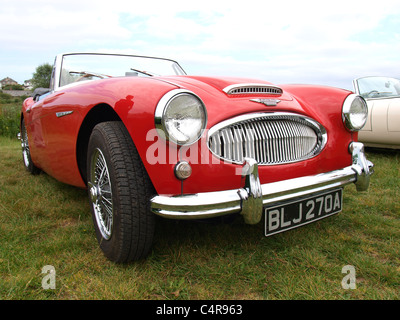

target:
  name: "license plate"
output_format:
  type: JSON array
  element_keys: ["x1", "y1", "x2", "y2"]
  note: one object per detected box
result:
[{"x1": 264, "y1": 188, "x2": 343, "y2": 237}]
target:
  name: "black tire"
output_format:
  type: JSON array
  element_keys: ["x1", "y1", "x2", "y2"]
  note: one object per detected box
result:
[
  {"x1": 20, "y1": 118, "x2": 41, "y2": 174},
  {"x1": 87, "y1": 121, "x2": 155, "y2": 262}
]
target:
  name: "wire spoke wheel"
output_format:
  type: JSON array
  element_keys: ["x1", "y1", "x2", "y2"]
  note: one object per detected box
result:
[
  {"x1": 20, "y1": 118, "x2": 40, "y2": 174},
  {"x1": 87, "y1": 121, "x2": 155, "y2": 263},
  {"x1": 21, "y1": 124, "x2": 31, "y2": 168},
  {"x1": 89, "y1": 148, "x2": 113, "y2": 240}
]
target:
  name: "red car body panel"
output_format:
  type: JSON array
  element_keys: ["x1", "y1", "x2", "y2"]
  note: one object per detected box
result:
[{"x1": 23, "y1": 74, "x2": 355, "y2": 197}]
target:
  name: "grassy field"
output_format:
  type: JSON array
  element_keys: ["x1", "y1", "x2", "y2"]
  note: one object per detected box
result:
[
  {"x1": 0, "y1": 95, "x2": 27, "y2": 139},
  {"x1": 0, "y1": 133, "x2": 399, "y2": 300}
]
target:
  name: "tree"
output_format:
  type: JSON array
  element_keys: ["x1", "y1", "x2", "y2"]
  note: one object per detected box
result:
[{"x1": 31, "y1": 63, "x2": 52, "y2": 89}]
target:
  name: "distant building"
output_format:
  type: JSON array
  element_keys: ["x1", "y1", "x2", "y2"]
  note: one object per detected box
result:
[
  {"x1": 24, "y1": 79, "x2": 33, "y2": 90},
  {"x1": 0, "y1": 77, "x2": 19, "y2": 87}
]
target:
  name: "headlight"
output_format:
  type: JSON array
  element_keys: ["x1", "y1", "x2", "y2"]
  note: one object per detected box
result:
[
  {"x1": 155, "y1": 89, "x2": 207, "y2": 145},
  {"x1": 342, "y1": 94, "x2": 368, "y2": 131}
]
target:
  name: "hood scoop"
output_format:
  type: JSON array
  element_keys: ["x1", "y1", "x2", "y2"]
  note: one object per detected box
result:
[{"x1": 223, "y1": 83, "x2": 283, "y2": 96}]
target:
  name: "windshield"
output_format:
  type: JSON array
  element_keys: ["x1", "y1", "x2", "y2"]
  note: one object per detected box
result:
[
  {"x1": 58, "y1": 53, "x2": 186, "y2": 87},
  {"x1": 355, "y1": 76, "x2": 400, "y2": 99}
]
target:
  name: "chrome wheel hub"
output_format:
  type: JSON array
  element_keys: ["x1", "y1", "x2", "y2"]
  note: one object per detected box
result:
[
  {"x1": 90, "y1": 184, "x2": 101, "y2": 203},
  {"x1": 89, "y1": 148, "x2": 113, "y2": 240}
]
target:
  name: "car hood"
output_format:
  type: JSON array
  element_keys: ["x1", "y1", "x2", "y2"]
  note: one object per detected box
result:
[
  {"x1": 156, "y1": 75, "x2": 294, "y2": 101},
  {"x1": 151, "y1": 75, "x2": 313, "y2": 130}
]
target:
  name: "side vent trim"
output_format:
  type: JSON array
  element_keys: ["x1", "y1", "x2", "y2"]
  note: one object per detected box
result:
[{"x1": 223, "y1": 83, "x2": 283, "y2": 95}]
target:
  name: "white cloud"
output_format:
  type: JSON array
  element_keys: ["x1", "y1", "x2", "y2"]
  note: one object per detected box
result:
[
  {"x1": 1, "y1": 0, "x2": 400, "y2": 88},
  {"x1": 0, "y1": 1, "x2": 131, "y2": 50}
]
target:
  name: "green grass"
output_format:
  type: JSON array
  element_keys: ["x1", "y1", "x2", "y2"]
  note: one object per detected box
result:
[
  {"x1": 0, "y1": 95, "x2": 27, "y2": 139},
  {"x1": 0, "y1": 136, "x2": 399, "y2": 300}
]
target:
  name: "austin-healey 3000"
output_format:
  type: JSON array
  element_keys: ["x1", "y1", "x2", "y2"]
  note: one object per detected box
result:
[{"x1": 20, "y1": 53, "x2": 373, "y2": 262}]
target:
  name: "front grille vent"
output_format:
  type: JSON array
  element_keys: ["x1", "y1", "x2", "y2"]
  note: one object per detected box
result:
[
  {"x1": 208, "y1": 113, "x2": 326, "y2": 165},
  {"x1": 223, "y1": 84, "x2": 283, "y2": 95}
]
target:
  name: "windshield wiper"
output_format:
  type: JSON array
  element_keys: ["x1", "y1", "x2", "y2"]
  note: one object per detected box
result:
[{"x1": 130, "y1": 68, "x2": 155, "y2": 77}]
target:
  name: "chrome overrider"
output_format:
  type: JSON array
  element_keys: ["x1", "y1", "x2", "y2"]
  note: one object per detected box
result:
[{"x1": 150, "y1": 142, "x2": 373, "y2": 225}]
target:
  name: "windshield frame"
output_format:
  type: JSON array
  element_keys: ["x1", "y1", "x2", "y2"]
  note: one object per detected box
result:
[{"x1": 51, "y1": 52, "x2": 186, "y2": 91}]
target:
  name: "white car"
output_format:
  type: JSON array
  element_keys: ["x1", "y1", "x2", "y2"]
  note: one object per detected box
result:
[{"x1": 353, "y1": 76, "x2": 400, "y2": 149}]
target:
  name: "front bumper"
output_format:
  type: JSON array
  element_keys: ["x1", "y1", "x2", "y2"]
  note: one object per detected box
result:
[{"x1": 150, "y1": 142, "x2": 373, "y2": 225}]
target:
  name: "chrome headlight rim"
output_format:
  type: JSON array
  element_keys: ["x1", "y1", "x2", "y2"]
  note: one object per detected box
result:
[
  {"x1": 155, "y1": 89, "x2": 207, "y2": 146},
  {"x1": 342, "y1": 94, "x2": 368, "y2": 132}
]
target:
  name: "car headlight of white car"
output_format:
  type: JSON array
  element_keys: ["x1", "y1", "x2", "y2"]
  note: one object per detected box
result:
[
  {"x1": 342, "y1": 94, "x2": 368, "y2": 131},
  {"x1": 155, "y1": 89, "x2": 207, "y2": 145}
]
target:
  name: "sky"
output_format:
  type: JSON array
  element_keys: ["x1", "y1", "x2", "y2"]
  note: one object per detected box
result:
[{"x1": 1, "y1": 0, "x2": 400, "y2": 90}]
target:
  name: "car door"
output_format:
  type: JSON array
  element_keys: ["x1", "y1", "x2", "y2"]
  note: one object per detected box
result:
[{"x1": 387, "y1": 97, "x2": 400, "y2": 132}]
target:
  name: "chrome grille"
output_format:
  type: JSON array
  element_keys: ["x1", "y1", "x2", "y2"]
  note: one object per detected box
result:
[{"x1": 208, "y1": 113, "x2": 326, "y2": 165}]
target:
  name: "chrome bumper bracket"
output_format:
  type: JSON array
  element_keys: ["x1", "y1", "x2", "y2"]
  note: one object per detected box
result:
[
  {"x1": 238, "y1": 158, "x2": 263, "y2": 225},
  {"x1": 350, "y1": 142, "x2": 374, "y2": 191}
]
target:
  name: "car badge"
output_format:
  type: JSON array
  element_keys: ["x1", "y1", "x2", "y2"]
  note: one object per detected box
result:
[{"x1": 250, "y1": 98, "x2": 281, "y2": 106}]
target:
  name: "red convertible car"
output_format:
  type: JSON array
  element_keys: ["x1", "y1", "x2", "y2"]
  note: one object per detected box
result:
[{"x1": 20, "y1": 53, "x2": 373, "y2": 262}]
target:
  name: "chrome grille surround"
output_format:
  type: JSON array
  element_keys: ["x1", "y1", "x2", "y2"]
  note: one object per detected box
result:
[
  {"x1": 208, "y1": 113, "x2": 327, "y2": 165},
  {"x1": 223, "y1": 83, "x2": 283, "y2": 95}
]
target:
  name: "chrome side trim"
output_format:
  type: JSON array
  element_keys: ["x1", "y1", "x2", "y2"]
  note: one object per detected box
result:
[
  {"x1": 56, "y1": 111, "x2": 73, "y2": 118},
  {"x1": 150, "y1": 142, "x2": 373, "y2": 224}
]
